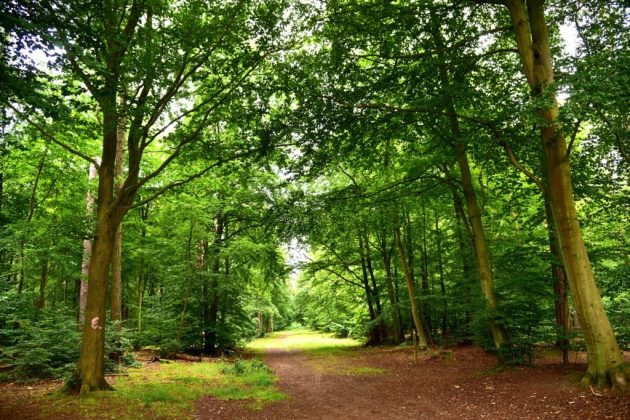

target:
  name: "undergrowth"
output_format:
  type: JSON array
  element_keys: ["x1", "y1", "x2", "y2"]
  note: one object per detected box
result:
[{"x1": 42, "y1": 358, "x2": 283, "y2": 418}]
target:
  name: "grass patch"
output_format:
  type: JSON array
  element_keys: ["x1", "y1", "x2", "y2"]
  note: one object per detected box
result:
[
  {"x1": 347, "y1": 366, "x2": 385, "y2": 375},
  {"x1": 41, "y1": 357, "x2": 283, "y2": 419},
  {"x1": 246, "y1": 329, "x2": 361, "y2": 355}
]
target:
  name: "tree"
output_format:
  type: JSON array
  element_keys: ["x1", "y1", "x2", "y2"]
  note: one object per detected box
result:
[
  {"x1": 5, "y1": 0, "x2": 293, "y2": 393},
  {"x1": 478, "y1": 0, "x2": 628, "y2": 388}
]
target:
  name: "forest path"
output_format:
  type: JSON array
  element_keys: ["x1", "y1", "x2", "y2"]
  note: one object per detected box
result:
[{"x1": 195, "y1": 329, "x2": 630, "y2": 419}]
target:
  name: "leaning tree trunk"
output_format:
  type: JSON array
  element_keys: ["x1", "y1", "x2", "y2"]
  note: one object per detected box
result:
[
  {"x1": 455, "y1": 139, "x2": 510, "y2": 351},
  {"x1": 502, "y1": 0, "x2": 627, "y2": 388},
  {"x1": 431, "y1": 24, "x2": 510, "y2": 352},
  {"x1": 394, "y1": 226, "x2": 429, "y2": 349}
]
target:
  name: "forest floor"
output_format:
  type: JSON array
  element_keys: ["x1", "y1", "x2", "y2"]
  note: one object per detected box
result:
[
  {"x1": 195, "y1": 329, "x2": 630, "y2": 419},
  {"x1": 1, "y1": 329, "x2": 629, "y2": 419}
]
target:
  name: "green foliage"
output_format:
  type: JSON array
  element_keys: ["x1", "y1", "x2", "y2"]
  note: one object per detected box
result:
[
  {"x1": 0, "y1": 306, "x2": 79, "y2": 381},
  {"x1": 221, "y1": 358, "x2": 271, "y2": 376}
]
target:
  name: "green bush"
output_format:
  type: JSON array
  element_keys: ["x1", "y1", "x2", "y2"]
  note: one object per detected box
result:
[
  {"x1": 0, "y1": 309, "x2": 80, "y2": 381},
  {"x1": 221, "y1": 359, "x2": 271, "y2": 376}
]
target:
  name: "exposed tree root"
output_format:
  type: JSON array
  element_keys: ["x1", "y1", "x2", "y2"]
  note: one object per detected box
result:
[
  {"x1": 581, "y1": 365, "x2": 629, "y2": 391},
  {"x1": 63, "y1": 371, "x2": 113, "y2": 395}
]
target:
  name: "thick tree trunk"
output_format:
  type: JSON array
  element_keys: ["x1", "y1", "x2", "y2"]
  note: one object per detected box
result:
[
  {"x1": 504, "y1": 0, "x2": 627, "y2": 388},
  {"x1": 74, "y1": 97, "x2": 120, "y2": 394},
  {"x1": 394, "y1": 227, "x2": 428, "y2": 348}
]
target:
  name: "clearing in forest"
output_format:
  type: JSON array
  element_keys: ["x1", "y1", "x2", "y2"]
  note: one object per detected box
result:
[{"x1": 1, "y1": 329, "x2": 629, "y2": 419}]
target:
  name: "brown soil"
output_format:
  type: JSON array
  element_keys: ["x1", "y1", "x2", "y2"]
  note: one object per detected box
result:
[
  {"x1": 195, "y1": 339, "x2": 630, "y2": 419},
  {"x1": 1, "y1": 343, "x2": 629, "y2": 419}
]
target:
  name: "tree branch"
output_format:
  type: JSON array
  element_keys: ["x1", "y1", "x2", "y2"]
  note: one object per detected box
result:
[
  {"x1": 565, "y1": 119, "x2": 582, "y2": 159},
  {"x1": 7, "y1": 103, "x2": 99, "y2": 167},
  {"x1": 126, "y1": 147, "x2": 259, "y2": 210},
  {"x1": 500, "y1": 140, "x2": 546, "y2": 194}
]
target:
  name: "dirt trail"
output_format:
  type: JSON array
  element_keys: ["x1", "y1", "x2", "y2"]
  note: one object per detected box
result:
[{"x1": 195, "y1": 332, "x2": 630, "y2": 420}]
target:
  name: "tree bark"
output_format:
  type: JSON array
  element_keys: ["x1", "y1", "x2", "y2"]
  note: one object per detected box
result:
[
  {"x1": 394, "y1": 226, "x2": 429, "y2": 348},
  {"x1": 435, "y1": 214, "x2": 448, "y2": 337},
  {"x1": 420, "y1": 196, "x2": 432, "y2": 336},
  {"x1": 79, "y1": 161, "x2": 98, "y2": 327},
  {"x1": 502, "y1": 0, "x2": 627, "y2": 388},
  {"x1": 110, "y1": 116, "x2": 126, "y2": 328},
  {"x1": 75, "y1": 93, "x2": 121, "y2": 394},
  {"x1": 545, "y1": 200, "x2": 570, "y2": 364},
  {"x1": 35, "y1": 257, "x2": 50, "y2": 311}
]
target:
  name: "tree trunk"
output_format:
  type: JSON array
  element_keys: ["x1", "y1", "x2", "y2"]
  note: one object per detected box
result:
[
  {"x1": 380, "y1": 227, "x2": 404, "y2": 343},
  {"x1": 177, "y1": 221, "x2": 196, "y2": 343},
  {"x1": 35, "y1": 257, "x2": 50, "y2": 311},
  {"x1": 435, "y1": 214, "x2": 448, "y2": 337},
  {"x1": 364, "y1": 232, "x2": 387, "y2": 341},
  {"x1": 545, "y1": 200, "x2": 570, "y2": 364},
  {"x1": 455, "y1": 138, "x2": 510, "y2": 351},
  {"x1": 433, "y1": 37, "x2": 509, "y2": 350},
  {"x1": 394, "y1": 226, "x2": 428, "y2": 348},
  {"x1": 110, "y1": 117, "x2": 126, "y2": 328},
  {"x1": 80, "y1": 162, "x2": 98, "y2": 327},
  {"x1": 359, "y1": 233, "x2": 382, "y2": 345},
  {"x1": 205, "y1": 206, "x2": 224, "y2": 355},
  {"x1": 420, "y1": 196, "x2": 432, "y2": 337},
  {"x1": 74, "y1": 97, "x2": 121, "y2": 394},
  {"x1": 503, "y1": 0, "x2": 627, "y2": 388},
  {"x1": 450, "y1": 184, "x2": 474, "y2": 333},
  {"x1": 136, "y1": 204, "x2": 149, "y2": 332}
]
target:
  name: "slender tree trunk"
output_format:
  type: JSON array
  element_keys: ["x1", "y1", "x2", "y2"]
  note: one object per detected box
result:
[
  {"x1": 455, "y1": 138, "x2": 509, "y2": 351},
  {"x1": 380, "y1": 227, "x2": 404, "y2": 343},
  {"x1": 136, "y1": 204, "x2": 149, "y2": 332},
  {"x1": 545, "y1": 200, "x2": 570, "y2": 364},
  {"x1": 394, "y1": 226, "x2": 428, "y2": 348},
  {"x1": 420, "y1": 196, "x2": 432, "y2": 336},
  {"x1": 80, "y1": 162, "x2": 98, "y2": 327},
  {"x1": 433, "y1": 40, "x2": 509, "y2": 350},
  {"x1": 359, "y1": 233, "x2": 382, "y2": 345},
  {"x1": 35, "y1": 257, "x2": 50, "y2": 311},
  {"x1": 503, "y1": 0, "x2": 627, "y2": 388},
  {"x1": 435, "y1": 214, "x2": 448, "y2": 337},
  {"x1": 450, "y1": 184, "x2": 474, "y2": 332},
  {"x1": 110, "y1": 117, "x2": 126, "y2": 329},
  {"x1": 177, "y1": 221, "x2": 196, "y2": 343},
  {"x1": 17, "y1": 149, "x2": 48, "y2": 295},
  {"x1": 205, "y1": 206, "x2": 223, "y2": 355},
  {"x1": 364, "y1": 232, "x2": 387, "y2": 340}
]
